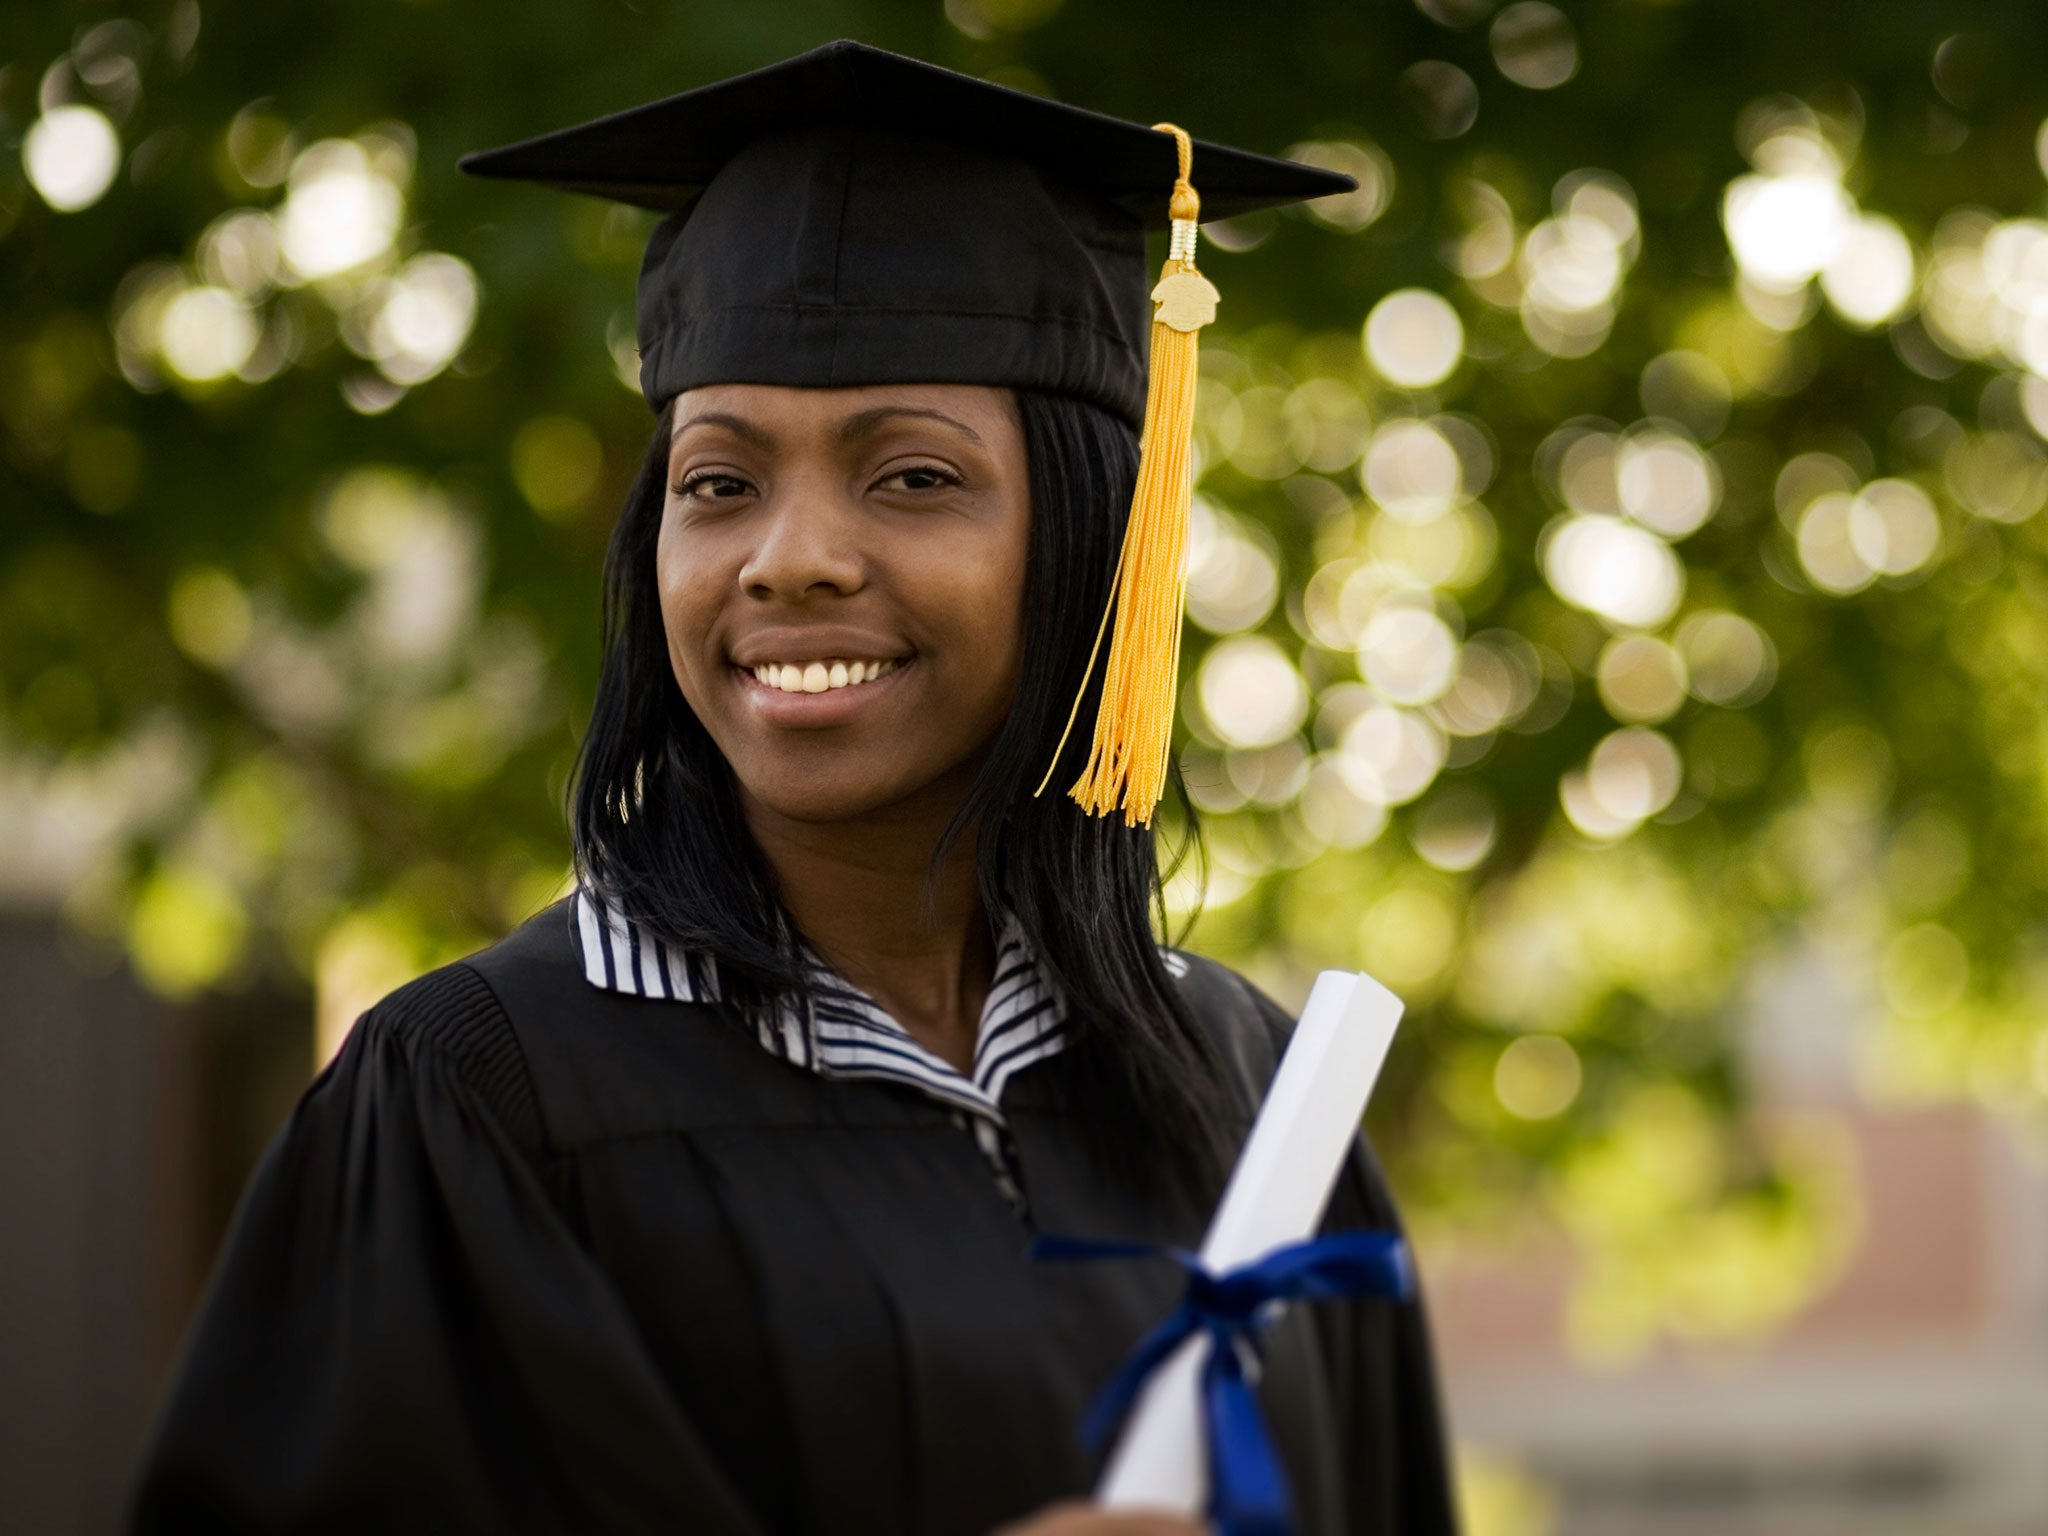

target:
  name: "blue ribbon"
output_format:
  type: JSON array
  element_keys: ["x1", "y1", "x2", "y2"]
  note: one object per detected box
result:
[{"x1": 1029, "y1": 1229, "x2": 1413, "y2": 1536}]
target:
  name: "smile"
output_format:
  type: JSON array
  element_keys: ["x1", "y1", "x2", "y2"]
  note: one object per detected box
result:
[{"x1": 748, "y1": 658, "x2": 903, "y2": 694}]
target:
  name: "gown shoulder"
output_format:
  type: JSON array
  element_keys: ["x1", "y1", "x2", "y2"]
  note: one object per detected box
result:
[
  {"x1": 1157, "y1": 946, "x2": 1308, "y2": 1121},
  {"x1": 126, "y1": 901, "x2": 773, "y2": 1535},
  {"x1": 396, "y1": 896, "x2": 808, "y2": 1151},
  {"x1": 351, "y1": 934, "x2": 550, "y2": 1156}
]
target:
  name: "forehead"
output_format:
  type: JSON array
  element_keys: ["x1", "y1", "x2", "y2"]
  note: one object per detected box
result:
[{"x1": 668, "y1": 383, "x2": 1021, "y2": 444}]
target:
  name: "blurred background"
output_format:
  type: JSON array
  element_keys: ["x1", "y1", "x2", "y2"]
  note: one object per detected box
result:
[{"x1": 5, "y1": 1, "x2": 2048, "y2": 1532}]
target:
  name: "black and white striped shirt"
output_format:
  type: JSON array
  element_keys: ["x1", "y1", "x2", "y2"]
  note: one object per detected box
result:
[{"x1": 570, "y1": 887, "x2": 1135, "y2": 1218}]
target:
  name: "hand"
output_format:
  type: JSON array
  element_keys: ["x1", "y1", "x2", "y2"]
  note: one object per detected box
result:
[{"x1": 991, "y1": 1499, "x2": 1212, "y2": 1535}]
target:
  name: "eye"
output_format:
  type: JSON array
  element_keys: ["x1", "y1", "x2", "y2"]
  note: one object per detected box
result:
[
  {"x1": 880, "y1": 464, "x2": 963, "y2": 493},
  {"x1": 673, "y1": 471, "x2": 754, "y2": 501}
]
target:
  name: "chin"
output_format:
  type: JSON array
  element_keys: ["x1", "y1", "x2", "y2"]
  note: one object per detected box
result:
[
  {"x1": 736, "y1": 765, "x2": 943, "y2": 827},
  {"x1": 755, "y1": 789, "x2": 891, "y2": 825}
]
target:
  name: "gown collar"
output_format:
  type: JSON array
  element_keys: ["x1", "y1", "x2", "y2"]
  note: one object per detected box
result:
[{"x1": 568, "y1": 884, "x2": 1071, "y2": 1125}]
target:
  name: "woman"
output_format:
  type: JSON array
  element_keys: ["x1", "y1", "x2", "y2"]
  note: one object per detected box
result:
[{"x1": 130, "y1": 41, "x2": 1460, "y2": 1536}]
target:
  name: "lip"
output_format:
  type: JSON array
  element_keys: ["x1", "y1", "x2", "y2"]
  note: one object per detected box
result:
[
  {"x1": 730, "y1": 626, "x2": 913, "y2": 669},
  {"x1": 733, "y1": 656, "x2": 914, "y2": 728}
]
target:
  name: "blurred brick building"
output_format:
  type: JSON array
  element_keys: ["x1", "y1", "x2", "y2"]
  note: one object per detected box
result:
[{"x1": 1432, "y1": 947, "x2": 2048, "y2": 1535}]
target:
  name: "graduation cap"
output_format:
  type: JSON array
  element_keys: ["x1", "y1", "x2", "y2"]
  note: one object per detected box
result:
[{"x1": 459, "y1": 38, "x2": 1354, "y2": 828}]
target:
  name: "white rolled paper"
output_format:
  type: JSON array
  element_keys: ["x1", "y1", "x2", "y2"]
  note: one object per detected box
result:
[{"x1": 1096, "y1": 968, "x2": 1405, "y2": 1512}]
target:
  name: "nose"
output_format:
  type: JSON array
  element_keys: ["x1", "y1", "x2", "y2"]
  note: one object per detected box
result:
[{"x1": 737, "y1": 485, "x2": 867, "y2": 602}]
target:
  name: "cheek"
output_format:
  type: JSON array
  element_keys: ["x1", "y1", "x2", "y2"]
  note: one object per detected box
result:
[
  {"x1": 943, "y1": 512, "x2": 1031, "y2": 691},
  {"x1": 977, "y1": 559, "x2": 1028, "y2": 674},
  {"x1": 654, "y1": 524, "x2": 720, "y2": 688},
  {"x1": 994, "y1": 503, "x2": 1034, "y2": 664}
]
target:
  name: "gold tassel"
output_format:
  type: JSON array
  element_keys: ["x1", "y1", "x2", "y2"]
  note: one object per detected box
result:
[{"x1": 1035, "y1": 122, "x2": 1219, "y2": 828}]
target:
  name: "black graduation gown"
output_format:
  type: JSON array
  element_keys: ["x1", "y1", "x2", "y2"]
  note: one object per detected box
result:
[{"x1": 128, "y1": 897, "x2": 1459, "y2": 1535}]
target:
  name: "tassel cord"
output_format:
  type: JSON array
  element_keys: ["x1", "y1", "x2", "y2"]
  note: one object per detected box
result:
[{"x1": 1035, "y1": 121, "x2": 1213, "y2": 828}]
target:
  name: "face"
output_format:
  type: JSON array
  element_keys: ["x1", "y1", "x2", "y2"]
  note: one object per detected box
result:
[{"x1": 657, "y1": 382, "x2": 1033, "y2": 827}]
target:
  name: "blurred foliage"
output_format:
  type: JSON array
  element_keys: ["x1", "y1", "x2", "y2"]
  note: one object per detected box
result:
[{"x1": 7, "y1": 0, "x2": 2048, "y2": 1360}]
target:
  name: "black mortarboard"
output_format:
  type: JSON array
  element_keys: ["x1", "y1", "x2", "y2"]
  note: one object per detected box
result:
[
  {"x1": 458, "y1": 38, "x2": 1353, "y2": 826},
  {"x1": 456, "y1": 38, "x2": 1349, "y2": 427}
]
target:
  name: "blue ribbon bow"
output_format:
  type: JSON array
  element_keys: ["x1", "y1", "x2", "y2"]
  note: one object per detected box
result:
[{"x1": 1028, "y1": 1229, "x2": 1413, "y2": 1536}]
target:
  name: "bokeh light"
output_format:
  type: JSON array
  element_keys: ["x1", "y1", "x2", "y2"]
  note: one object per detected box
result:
[
  {"x1": 1489, "y1": 3, "x2": 1579, "y2": 91},
  {"x1": 1722, "y1": 131, "x2": 1853, "y2": 290},
  {"x1": 168, "y1": 569, "x2": 254, "y2": 668},
  {"x1": 1676, "y1": 611, "x2": 1776, "y2": 706},
  {"x1": 1358, "y1": 603, "x2": 1461, "y2": 705},
  {"x1": 197, "y1": 210, "x2": 284, "y2": 297},
  {"x1": 1187, "y1": 502, "x2": 1281, "y2": 634},
  {"x1": 1436, "y1": 630, "x2": 1544, "y2": 736},
  {"x1": 1300, "y1": 753, "x2": 1390, "y2": 850},
  {"x1": 1615, "y1": 428, "x2": 1720, "y2": 538},
  {"x1": 1364, "y1": 418, "x2": 1463, "y2": 521},
  {"x1": 1562, "y1": 727, "x2": 1683, "y2": 838},
  {"x1": 1411, "y1": 785, "x2": 1499, "y2": 871},
  {"x1": 1795, "y1": 491, "x2": 1876, "y2": 594},
  {"x1": 1846, "y1": 477, "x2": 1941, "y2": 578},
  {"x1": 1399, "y1": 60, "x2": 1480, "y2": 141},
  {"x1": 511, "y1": 416, "x2": 605, "y2": 521},
  {"x1": 23, "y1": 105, "x2": 120, "y2": 213},
  {"x1": 1198, "y1": 636, "x2": 1309, "y2": 748},
  {"x1": 1820, "y1": 213, "x2": 1916, "y2": 327},
  {"x1": 1596, "y1": 635, "x2": 1688, "y2": 724},
  {"x1": 1361, "y1": 885, "x2": 1461, "y2": 993},
  {"x1": 356, "y1": 253, "x2": 478, "y2": 384},
  {"x1": 1541, "y1": 514, "x2": 1686, "y2": 628},
  {"x1": 1364, "y1": 289, "x2": 1464, "y2": 388},
  {"x1": 159, "y1": 287, "x2": 260, "y2": 382},
  {"x1": 277, "y1": 139, "x2": 404, "y2": 281},
  {"x1": 1639, "y1": 351, "x2": 1733, "y2": 440},
  {"x1": 1519, "y1": 172, "x2": 1640, "y2": 356},
  {"x1": 1286, "y1": 139, "x2": 1395, "y2": 232},
  {"x1": 1496, "y1": 1034, "x2": 1583, "y2": 1119},
  {"x1": 1880, "y1": 922, "x2": 1970, "y2": 1019},
  {"x1": 316, "y1": 468, "x2": 480, "y2": 665},
  {"x1": 1338, "y1": 702, "x2": 1446, "y2": 805},
  {"x1": 126, "y1": 866, "x2": 249, "y2": 998}
]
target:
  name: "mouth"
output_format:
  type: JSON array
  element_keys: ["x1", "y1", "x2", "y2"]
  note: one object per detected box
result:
[
  {"x1": 730, "y1": 654, "x2": 914, "y2": 726},
  {"x1": 742, "y1": 657, "x2": 906, "y2": 694}
]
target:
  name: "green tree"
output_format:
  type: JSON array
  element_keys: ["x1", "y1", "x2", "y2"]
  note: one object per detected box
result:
[{"x1": 7, "y1": 0, "x2": 2047, "y2": 1356}]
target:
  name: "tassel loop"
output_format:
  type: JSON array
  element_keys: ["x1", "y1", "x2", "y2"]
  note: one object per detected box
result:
[{"x1": 1163, "y1": 121, "x2": 1201, "y2": 223}]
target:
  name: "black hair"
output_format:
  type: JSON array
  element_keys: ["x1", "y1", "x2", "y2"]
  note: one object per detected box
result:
[{"x1": 569, "y1": 387, "x2": 1234, "y2": 1201}]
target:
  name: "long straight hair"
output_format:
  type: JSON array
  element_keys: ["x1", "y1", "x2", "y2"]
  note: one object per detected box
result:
[{"x1": 570, "y1": 387, "x2": 1234, "y2": 1200}]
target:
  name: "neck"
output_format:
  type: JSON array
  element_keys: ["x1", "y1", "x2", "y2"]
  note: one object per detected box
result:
[{"x1": 742, "y1": 778, "x2": 994, "y2": 1072}]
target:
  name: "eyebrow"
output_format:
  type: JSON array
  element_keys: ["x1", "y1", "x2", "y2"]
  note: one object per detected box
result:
[{"x1": 672, "y1": 411, "x2": 775, "y2": 449}]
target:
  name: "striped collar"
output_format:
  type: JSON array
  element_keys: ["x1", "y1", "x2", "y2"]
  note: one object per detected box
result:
[{"x1": 569, "y1": 886, "x2": 1071, "y2": 1124}]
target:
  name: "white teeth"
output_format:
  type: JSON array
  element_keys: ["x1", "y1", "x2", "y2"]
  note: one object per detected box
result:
[{"x1": 748, "y1": 657, "x2": 901, "y2": 693}]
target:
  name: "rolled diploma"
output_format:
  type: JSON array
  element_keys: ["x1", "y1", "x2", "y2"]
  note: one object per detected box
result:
[{"x1": 1096, "y1": 968, "x2": 1405, "y2": 1511}]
